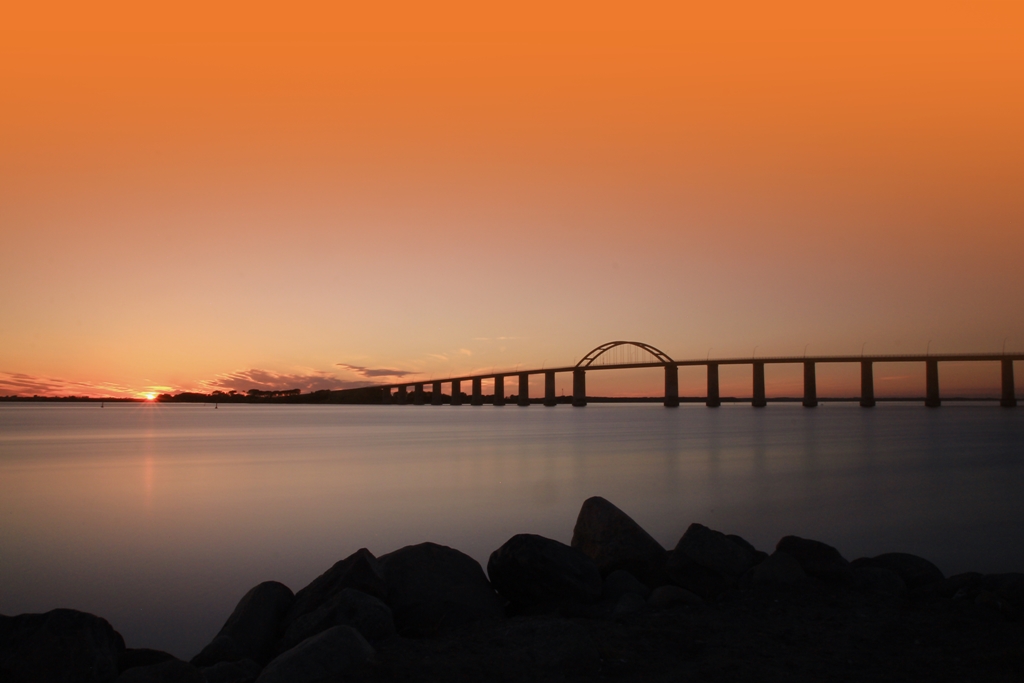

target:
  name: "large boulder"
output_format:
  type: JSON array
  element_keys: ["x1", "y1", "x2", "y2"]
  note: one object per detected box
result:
[
  {"x1": 852, "y1": 567, "x2": 907, "y2": 597},
  {"x1": 284, "y1": 549, "x2": 387, "y2": 630},
  {"x1": 664, "y1": 561, "x2": 735, "y2": 600},
  {"x1": 666, "y1": 524, "x2": 761, "y2": 598},
  {"x1": 936, "y1": 573, "x2": 1024, "y2": 614},
  {"x1": 276, "y1": 588, "x2": 395, "y2": 653},
  {"x1": 601, "y1": 570, "x2": 651, "y2": 603},
  {"x1": 487, "y1": 534, "x2": 603, "y2": 609},
  {"x1": 727, "y1": 534, "x2": 769, "y2": 563},
  {"x1": 118, "y1": 649, "x2": 177, "y2": 674},
  {"x1": 850, "y1": 553, "x2": 944, "y2": 591},
  {"x1": 672, "y1": 524, "x2": 759, "y2": 577},
  {"x1": 570, "y1": 497, "x2": 667, "y2": 585},
  {"x1": 776, "y1": 536, "x2": 854, "y2": 582},
  {"x1": 191, "y1": 581, "x2": 294, "y2": 668},
  {"x1": 739, "y1": 550, "x2": 808, "y2": 587},
  {"x1": 378, "y1": 542, "x2": 504, "y2": 636},
  {"x1": 199, "y1": 658, "x2": 261, "y2": 683},
  {"x1": 115, "y1": 659, "x2": 204, "y2": 683},
  {"x1": 0, "y1": 608, "x2": 125, "y2": 683},
  {"x1": 985, "y1": 573, "x2": 1024, "y2": 611},
  {"x1": 255, "y1": 626, "x2": 374, "y2": 683},
  {"x1": 648, "y1": 585, "x2": 702, "y2": 607}
]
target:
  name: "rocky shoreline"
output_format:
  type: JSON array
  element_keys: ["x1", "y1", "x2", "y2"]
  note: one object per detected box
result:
[{"x1": 3, "y1": 496, "x2": 1023, "y2": 682}]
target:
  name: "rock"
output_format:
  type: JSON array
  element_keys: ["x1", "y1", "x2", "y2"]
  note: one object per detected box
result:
[
  {"x1": 0, "y1": 608, "x2": 125, "y2": 683},
  {"x1": 648, "y1": 585, "x2": 703, "y2": 607},
  {"x1": 115, "y1": 660, "x2": 204, "y2": 683},
  {"x1": 199, "y1": 658, "x2": 261, "y2": 683},
  {"x1": 984, "y1": 573, "x2": 1024, "y2": 611},
  {"x1": 284, "y1": 549, "x2": 388, "y2": 629},
  {"x1": 775, "y1": 536, "x2": 853, "y2": 582},
  {"x1": 487, "y1": 534, "x2": 603, "y2": 609},
  {"x1": 664, "y1": 557, "x2": 737, "y2": 599},
  {"x1": 665, "y1": 523, "x2": 760, "y2": 597},
  {"x1": 570, "y1": 497, "x2": 667, "y2": 585},
  {"x1": 378, "y1": 542, "x2": 504, "y2": 636},
  {"x1": 276, "y1": 588, "x2": 395, "y2": 653},
  {"x1": 943, "y1": 573, "x2": 1024, "y2": 617},
  {"x1": 191, "y1": 582, "x2": 294, "y2": 668},
  {"x1": 118, "y1": 649, "x2": 177, "y2": 673},
  {"x1": 494, "y1": 619, "x2": 600, "y2": 678},
  {"x1": 255, "y1": 626, "x2": 373, "y2": 683},
  {"x1": 974, "y1": 590, "x2": 1017, "y2": 620},
  {"x1": 726, "y1": 534, "x2": 768, "y2": 563},
  {"x1": 851, "y1": 553, "x2": 944, "y2": 590},
  {"x1": 853, "y1": 567, "x2": 907, "y2": 597},
  {"x1": 739, "y1": 550, "x2": 808, "y2": 587},
  {"x1": 672, "y1": 524, "x2": 758, "y2": 577},
  {"x1": 612, "y1": 592, "x2": 647, "y2": 617},
  {"x1": 602, "y1": 570, "x2": 651, "y2": 602},
  {"x1": 920, "y1": 572, "x2": 983, "y2": 599}
]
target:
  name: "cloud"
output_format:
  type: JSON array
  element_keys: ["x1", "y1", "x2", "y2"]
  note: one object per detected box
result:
[
  {"x1": 203, "y1": 368, "x2": 372, "y2": 393},
  {"x1": 0, "y1": 367, "x2": 380, "y2": 398},
  {"x1": 335, "y1": 364, "x2": 416, "y2": 379},
  {"x1": 459, "y1": 348, "x2": 472, "y2": 356},
  {"x1": 428, "y1": 354, "x2": 448, "y2": 362},
  {"x1": 0, "y1": 372, "x2": 139, "y2": 398}
]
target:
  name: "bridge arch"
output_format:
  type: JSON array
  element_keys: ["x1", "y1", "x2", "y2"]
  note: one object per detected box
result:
[{"x1": 575, "y1": 341, "x2": 675, "y2": 367}]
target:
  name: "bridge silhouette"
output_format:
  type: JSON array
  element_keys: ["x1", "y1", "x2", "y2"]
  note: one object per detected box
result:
[{"x1": 372, "y1": 341, "x2": 1021, "y2": 408}]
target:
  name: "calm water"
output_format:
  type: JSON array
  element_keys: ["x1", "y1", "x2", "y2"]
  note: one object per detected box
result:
[{"x1": 1, "y1": 402, "x2": 1022, "y2": 657}]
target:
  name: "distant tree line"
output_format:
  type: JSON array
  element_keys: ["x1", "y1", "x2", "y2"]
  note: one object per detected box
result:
[{"x1": 155, "y1": 387, "x2": 384, "y2": 404}]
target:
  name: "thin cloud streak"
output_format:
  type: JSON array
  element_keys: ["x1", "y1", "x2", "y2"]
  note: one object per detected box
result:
[
  {"x1": 0, "y1": 371, "x2": 139, "y2": 398},
  {"x1": 336, "y1": 364, "x2": 416, "y2": 379}
]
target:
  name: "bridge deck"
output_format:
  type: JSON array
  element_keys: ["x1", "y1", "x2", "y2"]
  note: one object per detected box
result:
[{"x1": 374, "y1": 353, "x2": 1023, "y2": 389}]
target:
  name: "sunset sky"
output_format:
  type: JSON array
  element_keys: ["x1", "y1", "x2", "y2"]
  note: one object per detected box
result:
[{"x1": 2, "y1": 1, "x2": 1022, "y2": 399}]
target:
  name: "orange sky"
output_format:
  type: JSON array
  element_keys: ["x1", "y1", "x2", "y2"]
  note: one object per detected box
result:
[{"x1": 2, "y1": 1, "x2": 1022, "y2": 398}]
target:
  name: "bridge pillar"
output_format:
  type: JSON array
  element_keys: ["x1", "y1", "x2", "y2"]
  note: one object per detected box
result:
[
  {"x1": 431, "y1": 381, "x2": 443, "y2": 405},
  {"x1": 544, "y1": 371, "x2": 557, "y2": 406},
  {"x1": 752, "y1": 362, "x2": 766, "y2": 407},
  {"x1": 471, "y1": 378, "x2": 483, "y2": 406},
  {"x1": 860, "y1": 361, "x2": 876, "y2": 407},
  {"x1": 706, "y1": 363, "x2": 720, "y2": 407},
  {"x1": 664, "y1": 364, "x2": 679, "y2": 407},
  {"x1": 1002, "y1": 359, "x2": 1017, "y2": 408},
  {"x1": 451, "y1": 380, "x2": 462, "y2": 406},
  {"x1": 381, "y1": 386, "x2": 391, "y2": 405},
  {"x1": 494, "y1": 375, "x2": 505, "y2": 406},
  {"x1": 925, "y1": 360, "x2": 941, "y2": 407},
  {"x1": 413, "y1": 384, "x2": 424, "y2": 405},
  {"x1": 518, "y1": 373, "x2": 530, "y2": 406},
  {"x1": 396, "y1": 385, "x2": 408, "y2": 405},
  {"x1": 572, "y1": 369, "x2": 587, "y2": 407},
  {"x1": 802, "y1": 362, "x2": 817, "y2": 407}
]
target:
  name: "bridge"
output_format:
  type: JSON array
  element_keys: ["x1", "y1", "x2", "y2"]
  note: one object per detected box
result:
[{"x1": 373, "y1": 341, "x2": 1022, "y2": 408}]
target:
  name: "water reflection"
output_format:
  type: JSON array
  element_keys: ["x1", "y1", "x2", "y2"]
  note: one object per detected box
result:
[{"x1": 0, "y1": 402, "x2": 1022, "y2": 659}]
